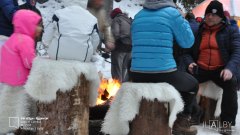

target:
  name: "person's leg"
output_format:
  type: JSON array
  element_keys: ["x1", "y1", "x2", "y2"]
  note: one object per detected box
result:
[
  {"x1": 191, "y1": 68, "x2": 212, "y2": 125},
  {"x1": 131, "y1": 71, "x2": 198, "y2": 135},
  {"x1": 211, "y1": 71, "x2": 238, "y2": 126},
  {"x1": 132, "y1": 71, "x2": 199, "y2": 115},
  {"x1": 122, "y1": 52, "x2": 131, "y2": 82},
  {"x1": 111, "y1": 51, "x2": 124, "y2": 82}
]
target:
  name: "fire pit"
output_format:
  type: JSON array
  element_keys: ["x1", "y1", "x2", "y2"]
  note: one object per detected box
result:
[{"x1": 89, "y1": 78, "x2": 121, "y2": 135}]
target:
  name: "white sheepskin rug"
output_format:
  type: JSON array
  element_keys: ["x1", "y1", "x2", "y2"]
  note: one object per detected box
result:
[
  {"x1": 24, "y1": 57, "x2": 100, "y2": 106},
  {"x1": 199, "y1": 81, "x2": 223, "y2": 117},
  {"x1": 0, "y1": 85, "x2": 29, "y2": 134},
  {"x1": 101, "y1": 82, "x2": 184, "y2": 135}
]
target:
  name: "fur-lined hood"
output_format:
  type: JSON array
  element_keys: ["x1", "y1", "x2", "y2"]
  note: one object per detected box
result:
[{"x1": 143, "y1": 0, "x2": 176, "y2": 10}]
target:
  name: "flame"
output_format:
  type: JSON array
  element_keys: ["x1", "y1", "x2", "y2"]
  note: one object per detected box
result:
[{"x1": 96, "y1": 78, "x2": 121, "y2": 105}]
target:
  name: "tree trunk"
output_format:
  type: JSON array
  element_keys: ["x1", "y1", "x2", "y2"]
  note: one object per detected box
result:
[
  {"x1": 36, "y1": 74, "x2": 90, "y2": 135},
  {"x1": 129, "y1": 98, "x2": 171, "y2": 135}
]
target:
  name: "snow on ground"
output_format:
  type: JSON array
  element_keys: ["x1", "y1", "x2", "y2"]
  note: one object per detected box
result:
[{"x1": 18, "y1": 0, "x2": 240, "y2": 134}]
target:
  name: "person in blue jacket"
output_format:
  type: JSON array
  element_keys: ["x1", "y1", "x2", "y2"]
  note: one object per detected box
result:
[
  {"x1": 130, "y1": 0, "x2": 198, "y2": 135},
  {"x1": 0, "y1": 0, "x2": 19, "y2": 37}
]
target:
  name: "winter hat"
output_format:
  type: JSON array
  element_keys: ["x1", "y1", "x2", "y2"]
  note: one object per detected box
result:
[
  {"x1": 185, "y1": 12, "x2": 195, "y2": 20},
  {"x1": 205, "y1": 0, "x2": 224, "y2": 18},
  {"x1": 111, "y1": 8, "x2": 122, "y2": 19},
  {"x1": 196, "y1": 17, "x2": 203, "y2": 23}
]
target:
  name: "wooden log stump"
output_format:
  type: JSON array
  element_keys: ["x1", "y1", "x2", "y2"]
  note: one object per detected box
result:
[
  {"x1": 199, "y1": 96, "x2": 220, "y2": 124},
  {"x1": 129, "y1": 98, "x2": 171, "y2": 135},
  {"x1": 36, "y1": 74, "x2": 90, "y2": 135}
]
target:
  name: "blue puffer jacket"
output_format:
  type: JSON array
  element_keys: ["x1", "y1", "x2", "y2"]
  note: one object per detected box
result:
[
  {"x1": 131, "y1": 7, "x2": 194, "y2": 72},
  {"x1": 0, "y1": 0, "x2": 18, "y2": 36}
]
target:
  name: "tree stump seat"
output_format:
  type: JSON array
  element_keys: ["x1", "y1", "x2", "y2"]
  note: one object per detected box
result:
[
  {"x1": 129, "y1": 98, "x2": 171, "y2": 135},
  {"x1": 35, "y1": 74, "x2": 90, "y2": 135}
]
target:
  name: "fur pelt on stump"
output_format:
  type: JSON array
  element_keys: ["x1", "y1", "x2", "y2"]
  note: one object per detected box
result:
[
  {"x1": 24, "y1": 57, "x2": 100, "y2": 135},
  {"x1": 102, "y1": 82, "x2": 184, "y2": 135}
]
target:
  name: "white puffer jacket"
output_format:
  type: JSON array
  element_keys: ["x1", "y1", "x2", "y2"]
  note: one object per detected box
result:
[{"x1": 46, "y1": 6, "x2": 100, "y2": 62}]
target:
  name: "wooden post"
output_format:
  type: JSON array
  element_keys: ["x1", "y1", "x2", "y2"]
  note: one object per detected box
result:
[
  {"x1": 36, "y1": 74, "x2": 90, "y2": 135},
  {"x1": 199, "y1": 96, "x2": 220, "y2": 124},
  {"x1": 129, "y1": 98, "x2": 171, "y2": 135}
]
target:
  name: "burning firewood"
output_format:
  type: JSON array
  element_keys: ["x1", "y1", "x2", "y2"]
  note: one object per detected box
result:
[{"x1": 96, "y1": 78, "x2": 121, "y2": 105}]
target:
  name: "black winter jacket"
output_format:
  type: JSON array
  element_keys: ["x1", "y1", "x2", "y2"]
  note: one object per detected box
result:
[{"x1": 0, "y1": 0, "x2": 18, "y2": 36}]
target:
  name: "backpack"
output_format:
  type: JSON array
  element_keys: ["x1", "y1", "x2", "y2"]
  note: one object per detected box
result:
[{"x1": 47, "y1": 6, "x2": 99, "y2": 62}]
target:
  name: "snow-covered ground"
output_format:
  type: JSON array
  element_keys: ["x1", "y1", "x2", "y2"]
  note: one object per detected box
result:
[{"x1": 18, "y1": 0, "x2": 240, "y2": 134}]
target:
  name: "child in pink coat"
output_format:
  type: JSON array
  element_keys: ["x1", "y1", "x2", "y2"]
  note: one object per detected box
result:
[
  {"x1": 0, "y1": 10, "x2": 42, "y2": 86},
  {"x1": 0, "y1": 10, "x2": 42, "y2": 133}
]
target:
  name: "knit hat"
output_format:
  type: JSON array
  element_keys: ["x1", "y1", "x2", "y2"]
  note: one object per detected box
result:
[
  {"x1": 205, "y1": 0, "x2": 224, "y2": 18},
  {"x1": 111, "y1": 8, "x2": 122, "y2": 19},
  {"x1": 196, "y1": 17, "x2": 203, "y2": 23}
]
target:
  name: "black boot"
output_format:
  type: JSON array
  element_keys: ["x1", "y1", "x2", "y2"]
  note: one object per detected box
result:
[{"x1": 190, "y1": 106, "x2": 203, "y2": 125}]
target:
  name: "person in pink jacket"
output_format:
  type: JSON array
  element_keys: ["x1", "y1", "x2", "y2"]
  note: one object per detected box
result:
[
  {"x1": 0, "y1": 10, "x2": 42, "y2": 86},
  {"x1": 0, "y1": 10, "x2": 42, "y2": 134}
]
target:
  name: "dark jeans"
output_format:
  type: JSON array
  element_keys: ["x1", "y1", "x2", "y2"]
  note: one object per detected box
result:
[
  {"x1": 193, "y1": 68, "x2": 238, "y2": 125},
  {"x1": 131, "y1": 70, "x2": 199, "y2": 115}
]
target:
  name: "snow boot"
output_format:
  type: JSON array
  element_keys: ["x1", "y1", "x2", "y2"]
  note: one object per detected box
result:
[{"x1": 172, "y1": 114, "x2": 197, "y2": 135}]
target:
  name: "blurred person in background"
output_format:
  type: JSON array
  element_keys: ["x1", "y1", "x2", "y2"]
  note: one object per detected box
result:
[
  {"x1": 110, "y1": 8, "x2": 132, "y2": 82},
  {"x1": 0, "y1": 0, "x2": 19, "y2": 37},
  {"x1": 87, "y1": 0, "x2": 115, "y2": 52},
  {"x1": 20, "y1": 0, "x2": 41, "y2": 16}
]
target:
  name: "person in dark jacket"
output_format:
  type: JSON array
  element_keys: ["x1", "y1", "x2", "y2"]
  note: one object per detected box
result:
[
  {"x1": 183, "y1": 1, "x2": 240, "y2": 134},
  {"x1": 174, "y1": 11, "x2": 200, "y2": 72},
  {"x1": 185, "y1": 12, "x2": 199, "y2": 36},
  {"x1": 0, "y1": 0, "x2": 18, "y2": 37},
  {"x1": 19, "y1": 0, "x2": 41, "y2": 16},
  {"x1": 131, "y1": 0, "x2": 198, "y2": 135},
  {"x1": 224, "y1": 10, "x2": 239, "y2": 32},
  {"x1": 110, "y1": 8, "x2": 132, "y2": 82}
]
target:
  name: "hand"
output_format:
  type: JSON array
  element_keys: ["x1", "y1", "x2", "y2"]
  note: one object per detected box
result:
[
  {"x1": 104, "y1": 48, "x2": 111, "y2": 53},
  {"x1": 188, "y1": 63, "x2": 197, "y2": 74},
  {"x1": 220, "y1": 69, "x2": 233, "y2": 81},
  {"x1": 105, "y1": 42, "x2": 115, "y2": 51}
]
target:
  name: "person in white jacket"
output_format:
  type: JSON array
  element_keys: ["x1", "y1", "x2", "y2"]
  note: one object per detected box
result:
[{"x1": 43, "y1": 0, "x2": 100, "y2": 62}]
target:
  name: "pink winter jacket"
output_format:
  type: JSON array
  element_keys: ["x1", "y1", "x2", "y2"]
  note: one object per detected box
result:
[{"x1": 0, "y1": 10, "x2": 41, "y2": 86}]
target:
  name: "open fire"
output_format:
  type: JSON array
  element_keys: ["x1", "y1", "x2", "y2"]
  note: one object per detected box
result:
[{"x1": 97, "y1": 78, "x2": 121, "y2": 105}]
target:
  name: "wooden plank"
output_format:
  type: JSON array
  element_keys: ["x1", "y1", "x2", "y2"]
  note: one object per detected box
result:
[{"x1": 199, "y1": 96, "x2": 220, "y2": 125}]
